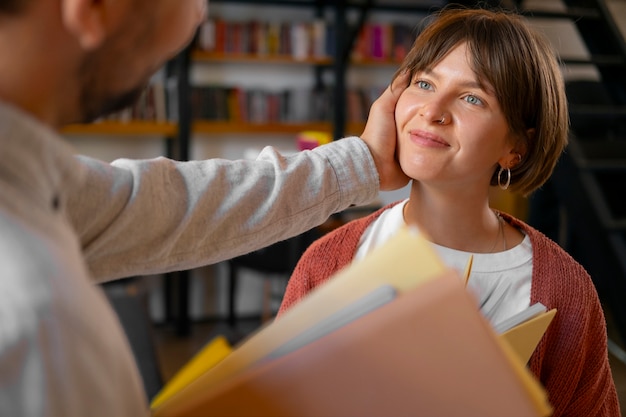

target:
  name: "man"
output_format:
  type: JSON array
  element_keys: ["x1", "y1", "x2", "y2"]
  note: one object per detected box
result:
[{"x1": 0, "y1": 0, "x2": 409, "y2": 415}]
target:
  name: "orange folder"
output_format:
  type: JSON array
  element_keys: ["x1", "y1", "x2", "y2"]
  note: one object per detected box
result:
[{"x1": 157, "y1": 270, "x2": 552, "y2": 417}]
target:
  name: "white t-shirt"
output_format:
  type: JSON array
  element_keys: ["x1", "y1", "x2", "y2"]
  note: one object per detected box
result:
[{"x1": 354, "y1": 199, "x2": 533, "y2": 327}]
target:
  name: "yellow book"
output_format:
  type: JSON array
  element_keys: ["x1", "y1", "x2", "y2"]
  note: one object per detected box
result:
[
  {"x1": 499, "y1": 308, "x2": 557, "y2": 364},
  {"x1": 463, "y1": 254, "x2": 556, "y2": 365}
]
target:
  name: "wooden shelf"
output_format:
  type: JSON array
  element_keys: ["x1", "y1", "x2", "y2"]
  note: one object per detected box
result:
[
  {"x1": 351, "y1": 57, "x2": 402, "y2": 67},
  {"x1": 192, "y1": 50, "x2": 333, "y2": 66},
  {"x1": 60, "y1": 120, "x2": 365, "y2": 137},
  {"x1": 193, "y1": 121, "x2": 332, "y2": 134},
  {"x1": 193, "y1": 121, "x2": 365, "y2": 136},
  {"x1": 62, "y1": 121, "x2": 177, "y2": 137},
  {"x1": 193, "y1": 50, "x2": 402, "y2": 68}
]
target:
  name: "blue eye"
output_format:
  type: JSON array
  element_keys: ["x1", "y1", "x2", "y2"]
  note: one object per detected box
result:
[
  {"x1": 465, "y1": 95, "x2": 483, "y2": 105},
  {"x1": 416, "y1": 80, "x2": 431, "y2": 90}
]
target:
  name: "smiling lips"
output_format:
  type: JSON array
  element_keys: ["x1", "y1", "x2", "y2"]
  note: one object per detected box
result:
[{"x1": 408, "y1": 129, "x2": 450, "y2": 148}]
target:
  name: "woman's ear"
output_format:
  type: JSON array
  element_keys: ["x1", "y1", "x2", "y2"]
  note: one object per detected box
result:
[
  {"x1": 498, "y1": 141, "x2": 527, "y2": 170},
  {"x1": 506, "y1": 131, "x2": 531, "y2": 169},
  {"x1": 509, "y1": 152, "x2": 523, "y2": 169},
  {"x1": 60, "y1": 0, "x2": 112, "y2": 50},
  {"x1": 516, "y1": 128, "x2": 534, "y2": 161},
  {"x1": 513, "y1": 131, "x2": 532, "y2": 168}
]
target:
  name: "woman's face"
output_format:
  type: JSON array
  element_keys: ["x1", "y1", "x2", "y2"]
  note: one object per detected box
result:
[{"x1": 395, "y1": 42, "x2": 516, "y2": 193}]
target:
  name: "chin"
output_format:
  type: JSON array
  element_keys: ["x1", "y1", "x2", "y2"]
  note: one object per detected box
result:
[{"x1": 80, "y1": 85, "x2": 146, "y2": 123}]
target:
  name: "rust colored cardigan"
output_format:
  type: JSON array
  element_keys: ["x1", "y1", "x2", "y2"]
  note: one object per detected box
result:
[{"x1": 278, "y1": 203, "x2": 620, "y2": 417}]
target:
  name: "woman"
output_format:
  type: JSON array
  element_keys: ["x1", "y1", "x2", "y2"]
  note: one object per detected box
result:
[{"x1": 278, "y1": 7, "x2": 620, "y2": 417}]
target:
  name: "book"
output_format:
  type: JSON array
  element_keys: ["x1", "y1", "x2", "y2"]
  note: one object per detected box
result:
[
  {"x1": 151, "y1": 227, "x2": 553, "y2": 417},
  {"x1": 462, "y1": 256, "x2": 557, "y2": 365},
  {"x1": 498, "y1": 306, "x2": 557, "y2": 364},
  {"x1": 495, "y1": 303, "x2": 550, "y2": 334}
]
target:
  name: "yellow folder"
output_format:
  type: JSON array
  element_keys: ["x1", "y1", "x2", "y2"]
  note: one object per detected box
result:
[{"x1": 150, "y1": 335, "x2": 232, "y2": 409}]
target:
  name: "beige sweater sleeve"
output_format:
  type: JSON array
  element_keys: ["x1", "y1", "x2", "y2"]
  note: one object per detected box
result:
[{"x1": 66, "y1": 137, "x2": 379, "y2": 282}]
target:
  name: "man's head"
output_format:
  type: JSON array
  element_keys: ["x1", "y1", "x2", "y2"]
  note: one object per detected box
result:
[{"x1": 0, "y1": 0, "x2": 206, "y2": 126}]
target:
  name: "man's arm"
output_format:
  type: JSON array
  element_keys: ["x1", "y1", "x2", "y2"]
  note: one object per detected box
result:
[{"x1": 68, "y1": 137, "x2": 377, "y2": 281}]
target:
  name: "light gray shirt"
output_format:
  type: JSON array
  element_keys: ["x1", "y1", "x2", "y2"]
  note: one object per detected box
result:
[{"x1": 0, "y1": 101, "x2": 380, "y2": 416}]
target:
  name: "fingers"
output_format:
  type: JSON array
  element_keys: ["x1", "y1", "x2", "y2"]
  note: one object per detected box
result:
[
  {"x1": 389, "y1": 69, "x2": 411, "y2": 99},
  {"x1": 359, "y1": 72, "x2": 411, "y2": 191}
]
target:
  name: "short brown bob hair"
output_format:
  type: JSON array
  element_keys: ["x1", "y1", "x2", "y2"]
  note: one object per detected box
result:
[{"x1": 393, "y1": 7, "x2": 569, "y2": 196}]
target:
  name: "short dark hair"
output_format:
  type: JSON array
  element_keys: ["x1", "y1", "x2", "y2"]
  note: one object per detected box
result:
[{"x1": 393, "y1": 7, "x2": 569, "y2": 196}]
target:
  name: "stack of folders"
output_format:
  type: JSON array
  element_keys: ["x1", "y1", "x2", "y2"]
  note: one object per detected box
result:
[{"x1": 151, "y1": 226, "x2": 556, "y2": 417}]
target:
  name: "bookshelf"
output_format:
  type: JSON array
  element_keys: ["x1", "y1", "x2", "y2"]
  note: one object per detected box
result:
[
  {"x1": 187, "y1": 1, "x2": 429, "y2": 141},
  {"x1": 61, "y1": 71, "x2": 174, "y2": 136},
  {"x1": 191, "y1": 51, "x2": 333, "y2": 66}
]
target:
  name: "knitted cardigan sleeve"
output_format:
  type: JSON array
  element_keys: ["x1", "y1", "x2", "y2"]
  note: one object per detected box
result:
[
  {"x1": 506, "y1": 216, "x2": 620, "y2": 417},
  {"x1": 277, "y1": 205, "x2": 392, "y2": 316}
]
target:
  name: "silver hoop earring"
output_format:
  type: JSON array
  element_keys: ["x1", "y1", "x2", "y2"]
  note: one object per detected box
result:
[{"x1": 498, "y1": 166, "x2": 511, "y2": 190}]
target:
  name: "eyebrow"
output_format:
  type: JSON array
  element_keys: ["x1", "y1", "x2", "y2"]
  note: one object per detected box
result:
[{"x1": 421, "y1": 68, "x2": 491, "y2": 94}]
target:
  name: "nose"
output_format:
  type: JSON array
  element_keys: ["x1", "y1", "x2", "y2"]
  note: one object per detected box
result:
[{"x1": 420, "y1": 102, "x2": 451, "y2": 126}]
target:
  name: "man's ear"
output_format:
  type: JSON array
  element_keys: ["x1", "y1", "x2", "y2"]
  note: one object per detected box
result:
[{"x1": 60, "y1": 0, "x2": 109, "y2": 50}]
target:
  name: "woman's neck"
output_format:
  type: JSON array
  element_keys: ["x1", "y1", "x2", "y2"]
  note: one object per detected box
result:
[{"x1": 403, "y1": 187, "x2": 506, "y2": 253}]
